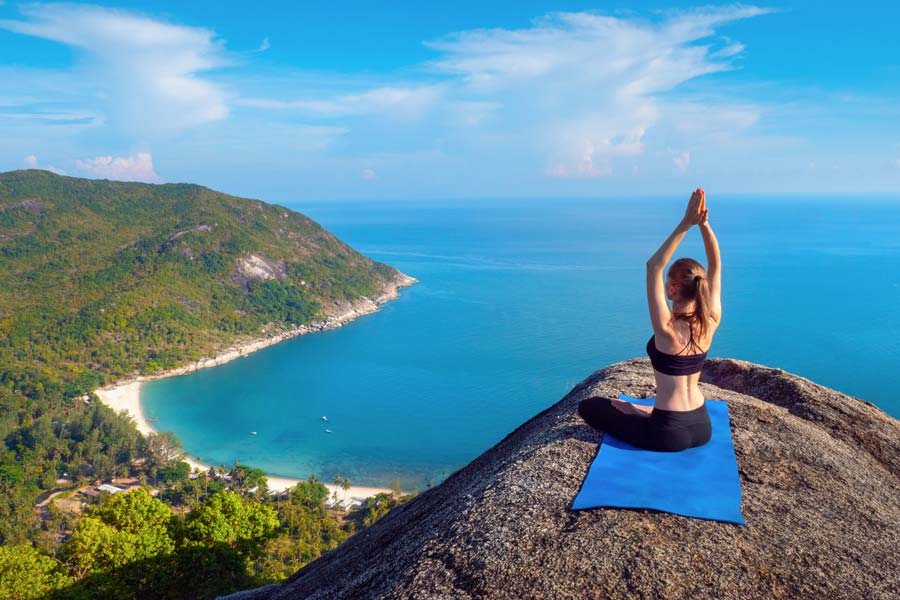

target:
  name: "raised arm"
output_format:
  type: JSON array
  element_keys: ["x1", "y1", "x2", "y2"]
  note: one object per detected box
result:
[
  {"x1": 646, "y1": 189, "x2": 705, "y2": 334},
  {"x1": 699, "y1": 216, "x2": 722, "y2": 323}
]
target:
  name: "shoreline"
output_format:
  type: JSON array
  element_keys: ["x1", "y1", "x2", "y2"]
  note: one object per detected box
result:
[{"x1": 94, "y1": 272, "x2": 417, "y2": 499}]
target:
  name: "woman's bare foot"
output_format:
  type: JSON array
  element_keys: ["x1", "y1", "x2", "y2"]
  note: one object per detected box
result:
[
  {"x1": 632, "y1": 403, "x2": 654, "y2": 415},
  {"x1": 612, "y1": 399, "x2": 652, "y2": 417}
]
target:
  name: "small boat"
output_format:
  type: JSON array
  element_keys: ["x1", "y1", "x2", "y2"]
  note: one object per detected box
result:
[
  {"x1": 249, "y1": 431, "x2": 257, "y2": 436},
  {"x1": 324, "y1": 429, "x2": 332, "y2": 434},
  {"x1": 322, "y1": 416, "x2": 328, "y2": 422}
]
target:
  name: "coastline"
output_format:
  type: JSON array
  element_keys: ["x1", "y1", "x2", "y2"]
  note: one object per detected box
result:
[{"x1": 94, "y1": 272, "x2": 417, "y2": 499}]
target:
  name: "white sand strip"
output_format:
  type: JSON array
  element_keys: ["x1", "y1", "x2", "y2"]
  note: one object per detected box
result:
[{"x1": 96, "y1": 382, "x2": 155, "y2": 436}]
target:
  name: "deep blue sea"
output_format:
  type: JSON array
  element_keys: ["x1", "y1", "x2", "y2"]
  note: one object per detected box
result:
[{"x1": 143, "y1": 196, "x2": 900, "y2": 491}]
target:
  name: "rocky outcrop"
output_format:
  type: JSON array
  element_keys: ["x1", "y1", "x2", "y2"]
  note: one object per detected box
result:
[
  {"x1": 225, "y1": 358, "x2": 900, "y2": 600},
  {"x1": 232, "y1": 253, "x2": 288, "y2": 288},
  {"x1": 168, "y1": 223, "x2": 215, "y2": 241},
  {"x1": 0, "y1": 198, "x2": 44, "y2": 212}
]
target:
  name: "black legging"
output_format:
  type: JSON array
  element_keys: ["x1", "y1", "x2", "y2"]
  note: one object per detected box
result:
[{"x1": 577, "y1": 397, "x2": 712, "y2": 452}]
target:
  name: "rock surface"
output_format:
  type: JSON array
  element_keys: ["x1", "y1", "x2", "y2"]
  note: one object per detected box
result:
[
  {"x1": 232, "y1": 253, "x2": 288, "y2": 288},
  {"x1": 225, "y1": 358, "x2": 900, "y2": 600}
]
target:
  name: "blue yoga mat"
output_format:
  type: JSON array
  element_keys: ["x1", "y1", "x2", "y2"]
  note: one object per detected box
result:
[{"x1": 571, "y1": 394, "x2": 745, "y2": 525}]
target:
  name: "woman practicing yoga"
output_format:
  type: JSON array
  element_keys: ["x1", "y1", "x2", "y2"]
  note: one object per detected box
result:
[{"x1": 578, "y1": 188, "x2": 722, "y2": 452}]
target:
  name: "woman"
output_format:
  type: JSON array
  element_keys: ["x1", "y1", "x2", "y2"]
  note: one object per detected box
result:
[{"x1": 577, "y1": 188, "x2": 722, "y2": 452}]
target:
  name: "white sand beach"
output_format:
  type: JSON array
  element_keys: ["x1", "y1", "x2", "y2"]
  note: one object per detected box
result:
[
  {"x1": 93, "y1": 273, "x2": 416, "y2": 501},
  {"x1": 96, "y1": 381, "x2": 155, "y2": 436}
]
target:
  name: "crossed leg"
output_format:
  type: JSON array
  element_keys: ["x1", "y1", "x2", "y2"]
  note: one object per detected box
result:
[{"x1": 577, "y1": 396, "x2": 655, "y2": 449}]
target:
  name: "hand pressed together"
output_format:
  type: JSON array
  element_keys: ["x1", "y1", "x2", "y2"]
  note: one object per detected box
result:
[{"x1": 681, "y1": 187, "x2": 707, "y2": 227}]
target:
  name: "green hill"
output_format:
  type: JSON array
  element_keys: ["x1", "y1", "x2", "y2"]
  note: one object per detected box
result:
[
  {"x1": 0, "y1": 169, "x2": 412, "y2": 548},
  {"x1": 0, "y1": 169, "x2": 407, "y2": 389}
]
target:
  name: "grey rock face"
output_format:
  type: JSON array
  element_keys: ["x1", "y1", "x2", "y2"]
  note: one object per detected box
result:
[
  {"x1": 225, "y1": 358, "x2": 900, "y2": 600},
  {"x1": 231, "y1": 253, "x2": 288, "y2": 289}
]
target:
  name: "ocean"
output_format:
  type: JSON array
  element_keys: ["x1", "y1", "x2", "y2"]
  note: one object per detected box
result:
[{"x1": 142, "y1": 195, "x2": 900, "y2": 491}]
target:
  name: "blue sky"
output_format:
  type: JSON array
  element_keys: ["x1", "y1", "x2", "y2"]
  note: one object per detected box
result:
[{"x1": 1, "y1": 1, "x2": 898, "y2": 201}]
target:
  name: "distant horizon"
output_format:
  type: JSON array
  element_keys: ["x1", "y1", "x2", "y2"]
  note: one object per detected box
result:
[
  {"x1": 6, "y1": 168, "x2": 900, "y2": 206},
  {"x1": 1, "y1": 2, "x2": 898, "y2": 200}
]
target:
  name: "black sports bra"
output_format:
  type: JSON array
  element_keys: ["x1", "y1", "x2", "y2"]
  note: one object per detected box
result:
[{"x1": 646, "y1": 326, "x2": 708, "y2": 376}]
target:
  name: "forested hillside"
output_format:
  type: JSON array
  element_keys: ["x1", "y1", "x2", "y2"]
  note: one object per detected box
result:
[
  {"x1": 0, "y1": 169, "x2": 399, "y2": 388},
  {"x1": 0, "y1": 170, "x2": 411, "y2": 596}
]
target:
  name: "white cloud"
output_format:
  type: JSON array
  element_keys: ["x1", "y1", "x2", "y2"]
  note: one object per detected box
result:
[
  {"x1": 547, "y1": 141, "x2": 612, "y2": 178},
  {"x1": 673, "y1": 151, "x2": 691, "y2": 173},
  {"x1": 361, "y1": 168, "x2": 376, "y2": 180},
  {"x1": 2, "y1": 5, "x2": 798, "y2": 196},
  {"x1": 447, "y1": 100, "x2": 502, "y2": 127},
  {"x1": 663, "y1": 100, "x2": 761, "y2": 139},
  {"x1": 75, "y1": 153, "x2": 160, "y2": 182},
  {"x1": 0, "y1": 109, "x2": 103, "y2": 125},
  {"x1": 235, "y1": 8, "x2": 771, "y2": 178},
  {"x1": 417, "y1": 8, "x2": 772, "y2": 176},
  {"x1": 710, "y1": 41, "x2": 746, "y2": 59},
  {"x1": 22, "y1": 154, "x2": 65, "y2": 174},
  {"x1": 0, "y1": 4, "x2": 228, "y2": 133},
  {"x1": 238, "y1": 85, "x2": 444, "y2": 120}
]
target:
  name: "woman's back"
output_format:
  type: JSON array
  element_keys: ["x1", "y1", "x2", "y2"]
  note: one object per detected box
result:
[{"x1": 651, "y1": 317, "x2": 718, "y2": 411}]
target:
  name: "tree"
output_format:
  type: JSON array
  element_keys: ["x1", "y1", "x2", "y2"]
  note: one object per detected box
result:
[
  {"x1": 63, "y1": 517, "x2": 126, "y2": 581},
  {"x1": 92, "y1": 487, "x2": 173, "y2": 535},
  {"x1": 360, "y1": 493, "x2": 395, "y2": 527},
  {"x1": 141, "y1": 431, "x2": 184, "y2": 476},
  {"x1": 0, "y1": 544, "x2": 71, "y2": 600},
  {"x1": 58, "y1": 488, "x2": 284, "y2": 599},
  {"x1": 229, "y1": 463, "x2": 268, "y2": 495},
  {"x1": 62, "y1": 488, "x2": 175, "y2": 581},
  {"x1": 389, "y1": 479, "x2": 402, "y2": 497},
  {"x1": 330, "y1": 474, "x2": 343, "y2": 505},
  {"x1": 287, "y1": 477, "x2": 329, "y2": 511},
  {"x1": 157, "y1": 460, "x2": 191, "y2": 484},
  {"x1": 350, "y1": 491, "x2": 418, "y2": 530},
  {"x1": 183, "y1": 491, "x2": 279, "y2": 559}
]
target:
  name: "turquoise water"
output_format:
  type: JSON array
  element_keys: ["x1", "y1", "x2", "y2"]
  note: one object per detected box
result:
[{"x1": 143, "y1": 196, "x2": 900, "y2": 490}]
